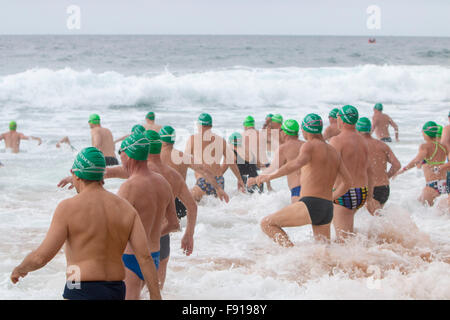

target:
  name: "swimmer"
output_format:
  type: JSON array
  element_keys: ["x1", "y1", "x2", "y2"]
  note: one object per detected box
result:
[
  {"x1": 186, "y1": 113, "x2": 245, "y2": 202},
  {"x1": 371, "y1": 103, "x2": 399, "y2": 142},
  {"x1": 394, "y1": 121, "x2": 448, "y2": 206},
  {"x1": 356, "y1": 117, "x2": 401, "y2": 209},
  {"x1": 143, "y1": 112, "x2": 162, "y2": 133},
  {"x1": 159, "y1": 125, "x2": 230, "y2": 207},
  {"x1": 12, "y1": 147, "x2": 161, "y2": 300},
  {"x1": 0, "y1": 121, "x2": 42, "y2": 153},
  {"x1": 225, "y1": 132, "x2": 264, "y2": 194},
  {"x1": 268, "y1": 114, "x2": 283, "y2": 152},
  {"x1": 256, "y1": 113, "x2": 352, "y2": 245},
  {"x1": 323, "y1": 108, "x2": 341, "y2": 141},
  {"x1": 249, "y1": 119, "x2": 304, "y2": 202},
  {"x1": 88, "y1": 114, "x2": 118, "y2": 166},
  {"x1": 330, "y1": 105, "x2": 375, "y2": 240}
]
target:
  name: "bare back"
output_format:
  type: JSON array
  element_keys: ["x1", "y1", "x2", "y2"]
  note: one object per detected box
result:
[
  {"x1": 323, "y1": 124, "x2": 340, "y2": 141},
  {"x1": 91, "y1": 127, "x2": 115, "y2": 157},
  {"x1": 242, "y1": 128, "x2": 260, "y2": 164},
  {"x1": 187, "y1": 131, "x2": 227, "y2": 177},
  {"x1": 365, "y1": 137, "x2": 391, "y2": 186},
  {"x1": 1, "y1": 131, "x2": 23, "y2": 153},
  {"x1": 299, "y1": 140, "x2": 340, "y2": 200},
  {"x1": 120, "y1": 172, "x2": 172, "y2": 253},
  {"x1": 63, "y1": 188, "x2": 137, "y2": 281},
  {"x1": 330, "y1": 130, "x2": 369, "y2": 187},
  {"x1": 372, "y1": 113, "x2": 395, "y2": 140}
]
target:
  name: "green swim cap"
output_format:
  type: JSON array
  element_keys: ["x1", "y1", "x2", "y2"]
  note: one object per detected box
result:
[
  {"x1": 229, "y1": 132, "x2": 242, "y2": 147},
  {"x1": 72, "y1": 147, "x2": 106, "y2": 181},
  {"x1": 120, "y1": 133, "x2": 150, "y2": 161},
  {"x1": 198, "y1": 113, "x2": 213, "y2": 126},
  {"x1": 160, "y1": 125, "x2": 176, "y2": 144},
  {"x1": 329, "y1": 108, "x2": 339, "y2": 119},
  {"x1": 88, "y1": 114, "x2": 100, "y2": 125},
  {"x1": 374, "y1": 103, "x2": 383, "y2": 111},
  {"x1": 144, "y1": 130, "x2": 162, "y2": 154},
  {"x1": 423, "y1": 121, "x2": 439, "y2": 138},
  {"x1": 356, "y1": 117, "x2": 372, "y2": 133},
  {"x1": 9, "y1": 121, "x2": 17, "y2": 131},
  {"x1": 302, "y1": 114, "x2": 323, "y2": 134},
  {"x1": 243, "y1": 116, "x2": 255, "y2": 127},
  {"x1": 266, "y1": 113, "x2": 273, "y2": 119},
  {"x1": 146, "y1": 112, "x2": 155, "y2": 120},
  {"x1": 131, "y1": 124, "x2": 146, "y2": 135},
  {"x1": 271, "y1": 114, "x2": 283, "y2": 124},
  {"x1": 437, "y1": 125, "x2": 443, "y2": 138},
  {"x1": 338, "y1": 105, "x2": 359, "y2": 125},
  {"x1": 281, "y1": 119, "x2": 300, "y2": 136}
]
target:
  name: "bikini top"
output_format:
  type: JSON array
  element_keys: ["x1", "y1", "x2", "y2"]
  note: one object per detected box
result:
[{"x1": 423, "y1": 141, "x2": 446, "y2": 166}]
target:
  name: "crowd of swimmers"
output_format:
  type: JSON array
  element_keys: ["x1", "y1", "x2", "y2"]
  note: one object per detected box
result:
[{"x1": 4, "y1": 102, "x2": 450, "y2": 300}]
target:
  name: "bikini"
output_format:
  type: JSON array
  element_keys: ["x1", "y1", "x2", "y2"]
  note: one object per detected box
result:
[{"x1": 423, "y1": 141, "x2": 449, "y2": 195}]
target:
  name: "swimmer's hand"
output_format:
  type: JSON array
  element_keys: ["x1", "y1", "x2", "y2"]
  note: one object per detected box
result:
[
  {"x1": 57, "y1": 176, "x2": 74, "y2": 189},
  {"x1": 256, "y1": 174, "x2": 271, "y2": 185},
  {"x1": 181, "y1": 234, "x2": 194, "y2": 256},
  {"x1": 246, "y1": 177, "x2": 257, "y2": 187},
  {"x1": 10, "y1": 267, "x2": 27, "y2": 284},
  {"x1": 366, "y1": 199, "x2": 381, "y2": 216},
  {"x1": 216, "y1": 188, "x2": 230, "y2": 203}
]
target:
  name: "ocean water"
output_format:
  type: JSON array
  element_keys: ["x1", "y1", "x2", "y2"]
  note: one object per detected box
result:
[{"x1": 1, "y1": 35, "x2": 450, "y2": 300}]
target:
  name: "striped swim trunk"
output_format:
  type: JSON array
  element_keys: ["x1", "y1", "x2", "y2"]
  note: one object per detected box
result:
[
  {"x1": 334, "y1": 187, "x2": 368, "y2": 210},
  {"x1": 196, "y1": 176, "x2": 225, "y2": 196}
]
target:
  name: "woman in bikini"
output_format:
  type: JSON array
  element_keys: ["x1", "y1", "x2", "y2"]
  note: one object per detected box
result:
[{"x1": 395, "y1": 121, "x2": 448, "y2": 206}]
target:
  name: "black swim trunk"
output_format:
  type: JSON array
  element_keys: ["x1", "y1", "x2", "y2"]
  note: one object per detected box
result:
[
  {"x1": 105, "y1": 156, "x2": 119, "y2": 166},
  {"x1": 299, "y1": 197, "x2": 333, "y2": 226},
  {"x1": 373, "y1": 185, "x2": 390, "y2": 205},
  {"x1": 160, "y1": 234, "x2": 170, "y2": 260},
  {"x1": 62, "y1": 281, "x2": 126, "y2": 300},
  {"x1": 175, "y1": 197, "x2": 187, "y2": 219},
  {"x1": 380, "y1": 137, "x2": 392, "y2": 143}
]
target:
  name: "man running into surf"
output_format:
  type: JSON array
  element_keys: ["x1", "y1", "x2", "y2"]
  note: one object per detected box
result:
[
  {"x1": 0, "y1": 121, "x2": 42, "y2": 153},
  {"x1": 255, "y1": 114, "x2": 352, "y2": 245},
  {"x1": 186, "y1": 113, "x2": 245, "y2": 202},
  {"x1": 12, "y1": 147, "x2": 161, "y2": 300},
  {"x1": 248, "y1": 119, "x2": 304, "y2": 202},
  {"x1": 330, "y1": 105, "x2": 375, "y2": 240},
  {"x1": 371, "y1": 103, "x2": 399, "y2": 143},
  {"x1": 88, "y1": 114, "x2": 118, "y2": 166},
  {"x1": 356, "y1": 117, "x2": 401, "y2": 208}
]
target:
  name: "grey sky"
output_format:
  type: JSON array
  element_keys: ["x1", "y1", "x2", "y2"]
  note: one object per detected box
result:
[{"x1": 0, "y1": 0, "x2": 448, "y2": 36}]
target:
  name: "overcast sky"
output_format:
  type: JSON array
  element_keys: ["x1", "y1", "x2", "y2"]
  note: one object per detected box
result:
[{"x1": 0, "y1": 0, "x2": 448, "y2": 36}]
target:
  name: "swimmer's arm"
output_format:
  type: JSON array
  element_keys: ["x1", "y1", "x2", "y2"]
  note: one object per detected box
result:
[
  {"x1": 223, "y1": 140, "x2": 245, "y2": 191},
  {"x1": 19, "y1": 133, "x2": 42, "y2": 145},
  {"x1": 261, "y1": 146, "x2": 282, "y2": 175},
  {"x1": 113, "y1": 134, "x2": 130, "y2": 144},
  {"x1": 0, "y1": 133, "x2": 4, "y2": 141},
  {"x1": 91, "y1": 130, "x2": 101, "y2": 149},
  {"x1": 397, "y1": 144, "x2": 427, "y2": 175},
  {"x1": 178, "y1": 183, "x2": 197, "y2": 255},
  {"x1": 370, "y1": 117, "x2": 377, "y2": 135},
  {"x1": 268, "y1": 143, "x2": 310, "y2": 181},
  {"x1": 386, "y1": 146, "x2": 401, "y2": 179},
  {"x1": 104, "y1": 166, "x2": 129, "y2": 179},
  {"x1": 388, "y1": 117, "x2": 399, "y2": 141},
  {"x1": 332, "y1": 155, "x2": 353, "y2": 201},
  {"x1": 11, "y1": 202, "x2": 68, "y2": 283},
  {"x1": 128, "y1": 211, "x2": 162, "y2": 300},
  {"x1": 161, "y1": 192, "x2": 179, "y2": 236}
]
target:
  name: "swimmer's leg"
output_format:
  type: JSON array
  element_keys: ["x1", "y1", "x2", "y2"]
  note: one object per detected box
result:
[
  {"x1": 260, "y1": 201, "x2": 312, "y2": 247},
  {"x1": 420, "y1": 187, "x2": 439, "y2": 206},
  {"x1": 124, "y1": 266, "x2": 144, "y2": 300},
  {"x1": 158, "y1": 257, "x2": 169, "y2": 290},
  {"x1": 332, "y1": 204, "x2": 357, "y2": 241}
]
